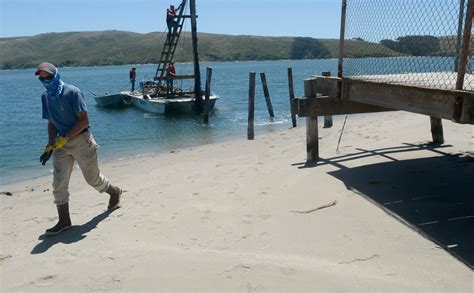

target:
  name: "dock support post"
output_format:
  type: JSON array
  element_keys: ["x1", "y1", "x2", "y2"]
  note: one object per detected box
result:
[
  {"x1": 260, "y1": 72, "x2": 275, "y2": 118},
  {"x1": 306, "y1": 117, "x2": 319, "y2": 162},
  {"x1": 337, "y1": 0, "x2": 347, "y2": 98},
  {"x1": 288, "y1": 68, "x2": 297, "y2": 127},
  {"x1": 190, "y1": 0, "x2": 203, "y2": 114},
  {"x1": 430, "y1": 117, "x2": 444, "y2": 144},
  {"x1": 248, "y1": 72, "x2": 256, "y2": 140},
  {"x1": 322, "y1": 71, "x2": 333, "y2": 128},
  {"x1": 203, "y1": 67, "x2": 212, "y2": 124},
  {"x1": 454, "y1": 0, "x2": 474, "y2": 122},
  {"x1": 454, "y1": 0, "x2": 466, "y2": 72},
  {"x1": 304, "y1": 78, "x2": 318, "y2": 162}
]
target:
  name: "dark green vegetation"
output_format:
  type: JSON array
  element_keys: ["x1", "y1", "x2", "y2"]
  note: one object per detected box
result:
[
  {"x1": 381, "y1": 36, "x2": 441, "y2": 56},
  {"x1": 0, "y1": 30, "x2": 462, "y2": 70}
]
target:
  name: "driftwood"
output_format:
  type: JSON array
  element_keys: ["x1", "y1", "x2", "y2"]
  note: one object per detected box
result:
[
  {"x1": 339, "y1": 254, "x2": 380, "y2": 264},
  {"x1": 290, "y1": 200, "x2": 337, "y2": 214}
]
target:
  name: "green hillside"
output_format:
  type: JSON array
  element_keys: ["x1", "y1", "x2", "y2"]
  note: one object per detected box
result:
[{"x1": 0, "y1": 31, "x2": 402, "y2": 70}]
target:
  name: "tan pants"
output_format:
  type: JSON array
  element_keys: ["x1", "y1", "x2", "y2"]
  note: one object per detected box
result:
[{"x1": 52, "y1": 131, "x2": 109, "y2": 205}]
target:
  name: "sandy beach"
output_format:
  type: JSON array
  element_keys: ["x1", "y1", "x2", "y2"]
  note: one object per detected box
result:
[{"x1": 1, "y1": 111, "x2": 473, "y2": 291}]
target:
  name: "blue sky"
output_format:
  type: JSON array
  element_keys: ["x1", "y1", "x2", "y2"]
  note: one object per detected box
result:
[{"x1": 0, "y1": 0, "x2": 341, "y2": 38}]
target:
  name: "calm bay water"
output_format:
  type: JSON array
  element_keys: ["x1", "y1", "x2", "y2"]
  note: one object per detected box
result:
[
  {"x1": 0, "y1": 57, "x2": 456, "y2": 184},
  {"x1": 0, "y1": 59, "x2": 338, "y2": 184}
]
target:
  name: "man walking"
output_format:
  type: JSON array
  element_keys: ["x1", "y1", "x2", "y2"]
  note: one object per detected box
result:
[{"x1": 36, "y1": 62, "x2": 122, "y2": 236}]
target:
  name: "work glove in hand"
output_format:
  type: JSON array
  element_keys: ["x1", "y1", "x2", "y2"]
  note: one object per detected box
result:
[
  {"x1": 40, "y1": 148, "x2": 53, "y2": 165},
  {"x1": 52, "y1": 136, "x2": 68, "y2": 150},
  {"x1": 39, "y1": 136, "x2": 68, "y2": 166}
]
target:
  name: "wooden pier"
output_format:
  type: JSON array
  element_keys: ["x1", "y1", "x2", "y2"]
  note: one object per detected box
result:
[
  {"x1": 293, "y1": 73, "x2": 474, "y2": 161},
  {"x1": 293, "y1": 0, "x2": 474, "y2": 162}
]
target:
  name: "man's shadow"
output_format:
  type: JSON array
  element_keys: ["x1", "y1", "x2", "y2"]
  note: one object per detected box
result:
[{"x1": 31, "y1": 210, "x2": 114, "y2": 254}]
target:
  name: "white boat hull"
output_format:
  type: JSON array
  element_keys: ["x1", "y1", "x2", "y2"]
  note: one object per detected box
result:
[
  {"x1": 131, "y1": 93, "x2": 219, "y2": 114},
  {"x1": 93, "y1": 92, "x2": 133, "y2": 107},
  {"x1": 132, "y1": 95, "x2": 166, "y2": 114}
]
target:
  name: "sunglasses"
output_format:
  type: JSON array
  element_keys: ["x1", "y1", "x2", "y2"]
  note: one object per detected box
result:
[{"x1": 39, "y1": 75, "x2": 54, "y2": 81}]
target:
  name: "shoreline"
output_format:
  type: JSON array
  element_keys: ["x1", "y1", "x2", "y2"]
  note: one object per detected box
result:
[
  {"x1": 1, "y1": 111, "x2": 472, "y2": 291},
  {"x1": 0, "y1": 118, "x2": 302, "y2": 186},
  {"x1": 1, "y1": 114, "x2": 348, "y2": 186}
]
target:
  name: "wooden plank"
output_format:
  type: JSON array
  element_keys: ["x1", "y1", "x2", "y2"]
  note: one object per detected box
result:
[
  {"x1": 342, "y1": 78, "x2": 474, "y2": 121},
  {"x1": 173, "y1": 74, "x2": 195, "y2": 79},
  {"x1": 294, "y1": 97, "x2": 394, "y2": 117}
]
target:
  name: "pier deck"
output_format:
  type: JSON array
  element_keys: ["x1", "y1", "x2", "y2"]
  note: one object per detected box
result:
[
  {"x1": 293, "y1": 72, "x2": 474, "y2": 124},
  {"x1": 292, "y1": 72, "x2": 474, "y2": 162},
  {"x1": 350, "y1": 72, "x2": 474, "y2": 91}
]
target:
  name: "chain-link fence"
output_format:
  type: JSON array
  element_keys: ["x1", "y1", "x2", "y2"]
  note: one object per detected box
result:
[{"x1": 342, "y1": 0, "x2": 473, "y2": 91}]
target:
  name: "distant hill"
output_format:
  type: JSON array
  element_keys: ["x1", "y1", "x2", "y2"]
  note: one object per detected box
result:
[{"x1": 0, "y1": 31, "x2": 403, "y2": 70}]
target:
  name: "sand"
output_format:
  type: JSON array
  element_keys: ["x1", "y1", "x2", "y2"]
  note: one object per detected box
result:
[{"x1": 1, "y1": 111, "x2": 473, "y2": 291}]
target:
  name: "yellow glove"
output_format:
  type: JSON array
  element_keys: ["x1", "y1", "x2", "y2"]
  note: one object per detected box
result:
[
  {"x1": 52, "y1": 136, "x2": 68, "y2": 150},
  {"x1": 44, "y1": 145, "x2": 54, "y2": 153},
  {"x1": 39, "y1": 136, "x2": 68, "y2": 165}
]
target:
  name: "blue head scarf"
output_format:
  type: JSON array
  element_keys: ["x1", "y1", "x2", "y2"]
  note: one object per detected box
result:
[{"x1": 40, "y1": 71, "x2": 64, "y2": 98}]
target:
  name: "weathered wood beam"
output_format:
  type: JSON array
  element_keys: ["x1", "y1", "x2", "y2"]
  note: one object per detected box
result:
[
  {"x1": 306, "y1": 76, "x2": 340, "y2": 97},
  {"x1": 173, "y1": 74, "x2": 195, "y2": 79},
  {"x1": 322, "y1": 71, "x2": 334, "y2": 128},
  {"x1": 342, "y1": 78, "x2": 474, "y2": 124},
  {"x1": 293, "y1": 97, "x2": 394, "y2": 117}
]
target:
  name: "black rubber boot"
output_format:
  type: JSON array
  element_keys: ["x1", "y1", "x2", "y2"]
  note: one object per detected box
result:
[
  {"x1": 45, "y1": 203, "x2": 72, "y2": 236},
  {"x1": 106, "y1": 184, "x2": 122, "y2": 211}
]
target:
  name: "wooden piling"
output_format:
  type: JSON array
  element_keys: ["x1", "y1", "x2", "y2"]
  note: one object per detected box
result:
[
  {"x1": 287, "y1": 68, "x2": 297, "y2": 127},
  {"x1": 430, "y1": 117, "x2": 444, "y2": 144},
  {"x1": 322, "y1": 71, "x2": 333, "y2": 128},
  {"x1": 248, "y1": 72, "x2": 256, "y2": 140},
  {"x1": 260, "y1": 72, "x2": 275, "y2": 118},
  {"x1": 429, "y1": 116, "x2": 444, "y2": 144},
  {"x1": 190, "y1": 0, "x2": 203, "y2": 114},
  {"x1": 203, "y1": 67, "x2": 212, "y2": 124},
  {"x1": 304, "y1": 78, "x2": 319, "y2": 162}
]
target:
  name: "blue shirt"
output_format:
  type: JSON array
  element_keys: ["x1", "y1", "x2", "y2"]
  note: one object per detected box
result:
[{"x1": 42, "y1": 83, "x2": 88, "y2": 136}]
